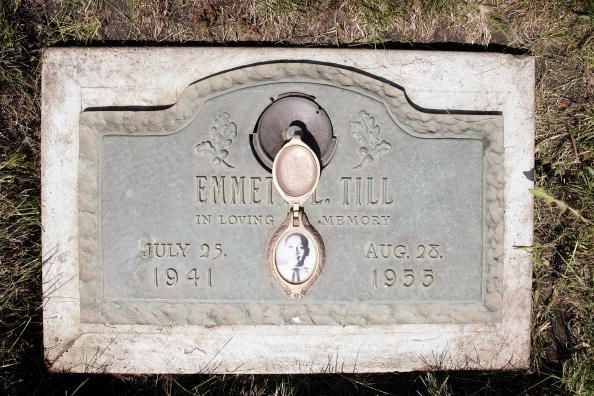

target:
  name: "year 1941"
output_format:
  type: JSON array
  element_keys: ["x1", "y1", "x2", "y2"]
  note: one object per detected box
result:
[{"x1": 153, "y1": 267, "x2": 213, "y2": 288}]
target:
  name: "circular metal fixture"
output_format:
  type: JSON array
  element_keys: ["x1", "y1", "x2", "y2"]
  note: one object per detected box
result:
[{"x1": 253, "y1": 93, "x2": 336, "y2": 169}]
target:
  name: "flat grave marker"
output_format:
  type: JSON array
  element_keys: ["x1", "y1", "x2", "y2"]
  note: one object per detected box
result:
[{"x1": 42, "y1": 48, "x2": 534, "y2": 373}]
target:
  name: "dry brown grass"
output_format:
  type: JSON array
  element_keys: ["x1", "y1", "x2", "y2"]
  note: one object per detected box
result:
[{"x1": 1, "y1": 0, "x2": 593, "y2": 394}]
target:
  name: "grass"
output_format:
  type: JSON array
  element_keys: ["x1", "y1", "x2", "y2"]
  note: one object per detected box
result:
[{"x1": 1, "y1": 0, "x2": 593, "y2": 394}]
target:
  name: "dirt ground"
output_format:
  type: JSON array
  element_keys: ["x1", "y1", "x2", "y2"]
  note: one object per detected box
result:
[{"x1": 1, "y1": 1, "x2": 593, "y2": 395}]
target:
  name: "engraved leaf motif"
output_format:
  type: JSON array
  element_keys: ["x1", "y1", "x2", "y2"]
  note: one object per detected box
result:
[
  {"x1": 351, "y1": 111, "x2": 380, "y2": 149},
  {"x1": 211, "y1": 112, "x2": 237, "y2": 140},
  {"x1": 350, "y1": 121, "x2": 370, "y2": 147},
  {"x1": 370, "y1": 140, "x2": 392, "y2": 157},
  {"x1": 195, "y1": 112, "x2": 237, "y2": 168},
  {"x1": 351, "y1": 110, "x2": 392, "y2": 170},
  {"x1": 194, "y1": 141, "x2": 216, "y2": 155},
  {"x1": 222, "y1": 121, "x2": 238, "y2": 139},
  {"x1": 218, "y1": 149, "x2": 229, "y2": 159},
  {"x1": 361, "y1": 111, "x2": 380, "y2": 140}
]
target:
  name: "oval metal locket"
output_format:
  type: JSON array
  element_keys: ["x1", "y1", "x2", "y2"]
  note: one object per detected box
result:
[{"x1": 267, "y1": 135, "x2": 325, "y2": 299}]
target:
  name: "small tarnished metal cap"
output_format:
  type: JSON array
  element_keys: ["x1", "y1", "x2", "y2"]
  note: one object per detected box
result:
[{"x1": 272, "y1": 134, "x2": 320, "y2": 208}]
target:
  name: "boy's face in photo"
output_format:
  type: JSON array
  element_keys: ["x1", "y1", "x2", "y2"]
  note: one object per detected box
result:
[{"x1": 285, "y1": 233, "x2": 309, "y2": 267}]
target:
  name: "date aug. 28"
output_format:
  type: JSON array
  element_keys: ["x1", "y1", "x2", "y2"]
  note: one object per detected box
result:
[{"x1": 364, "y1": 243, "x2": 443, "y2": 260}]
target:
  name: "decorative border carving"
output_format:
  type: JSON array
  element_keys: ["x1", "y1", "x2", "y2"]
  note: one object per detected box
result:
[{"x1": 79, "y1": 61, "x2": 504, "y2": 326}]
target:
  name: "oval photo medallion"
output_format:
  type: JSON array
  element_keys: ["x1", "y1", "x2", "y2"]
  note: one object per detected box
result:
[
  {"x1": 267, "y1": 210, "x2": 325, "y2": 298},
  {"x1": 275, "y1": 231, "x2": 318, "y2": 284}
]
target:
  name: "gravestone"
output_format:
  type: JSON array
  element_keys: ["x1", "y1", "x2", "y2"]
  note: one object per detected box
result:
[{"x1": 42, "y1": 48, "x2": 534, "y2": 373}]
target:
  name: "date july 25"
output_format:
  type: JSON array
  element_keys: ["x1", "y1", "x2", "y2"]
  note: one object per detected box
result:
[{"x1": 141, "y1": 242, "x2": 226, "y2": 260}]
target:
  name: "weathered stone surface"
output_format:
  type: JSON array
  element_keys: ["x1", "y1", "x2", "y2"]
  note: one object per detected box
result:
[{"x1": 42, "y1": 48, "x2": 534, "y2": 373}]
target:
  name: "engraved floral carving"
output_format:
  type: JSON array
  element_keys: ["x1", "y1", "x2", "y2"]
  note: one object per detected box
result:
[
  {"x1": 194, "y1": 112, "x2": 237, "y2": 168},
  {"x1": 351, "y1": 110, "x2": 392, "y2": 169}
]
